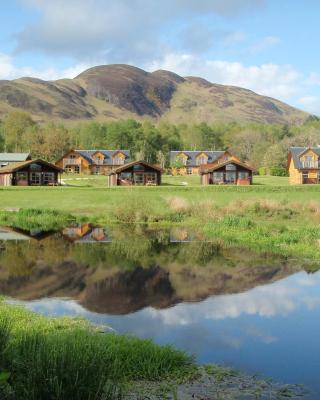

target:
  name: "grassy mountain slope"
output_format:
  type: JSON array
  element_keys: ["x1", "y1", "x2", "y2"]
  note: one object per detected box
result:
[{"x1": 0, "y1": 64, "x2": 310, "y2": 124}]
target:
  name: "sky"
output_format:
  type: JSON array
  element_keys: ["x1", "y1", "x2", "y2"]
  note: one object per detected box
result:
[{"x1": 1, "y1": 0, "x2": 320, "y2": 114}]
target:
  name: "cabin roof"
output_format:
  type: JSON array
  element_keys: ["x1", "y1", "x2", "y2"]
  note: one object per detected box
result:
[
  {"x1": 289, "y1": 147, "x2": 320, "y2": 169},
  {"x1": 0, "y1": 153, "x2": 31, "y2": 164},
  {"x1": 170, "y1": 150, "x2": 225, "y2": 166},
  {"x1": 0, "y1": 159, "x2": 63, "y2": 174},
  {"x1": 200, "y1": 159, "x2": 254, "y2": 174},
  {"x1": 107, "y1": 160, "x2": 163, "y2": 175},
  {"x1": 75, "y1": 149, "x2": 130, "y2": 164}
]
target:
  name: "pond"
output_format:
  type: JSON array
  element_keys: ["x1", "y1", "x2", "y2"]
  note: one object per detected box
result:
[{"x1": 0, "y1": 224, "x2": 319, "y2": 398}]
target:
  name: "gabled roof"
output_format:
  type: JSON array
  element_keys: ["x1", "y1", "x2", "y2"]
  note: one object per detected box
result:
[
  {"x1": 289, "y1": 147, "x2": 320, "y2": 169},
  {"x1": 170, "y1": 150, "x2": 225, "y2": 166},
  {"x1": 75, "y1": 149, "x2": 130, "y2": 165},
  {"x1": 0, "y1": 159, "x2": 63, "y2": 174},
  {"x1": 107, "y1": 160, "x2": 163, "y2": 175},
  {"x1": 200, "y1": 159, "x2": 254, "y2": 174},
  {"x1": 0, "y1": 153, "x2": 31, "y2": 163}
]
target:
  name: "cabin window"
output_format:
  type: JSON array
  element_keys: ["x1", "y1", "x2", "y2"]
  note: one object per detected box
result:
[
  {"x1": 145, "y1": 173, "x2": 157, "y2": 184},
  {"x1": 225, "y1": 171, "x2": 236, "y2": 183},
  {"x1": 238, "y1": 172, "x2": 249, "y2": 180},
  {"x1": 43, "y1": 172, "x2": 55, "y2": 184},
  {"x1": 187, "y1": 167, "x2": 193, "y2": 175},
  {"x1": 177, "y1": 156, "x2": 187, "y2": 165},
  {"x1": 212, "y1": 172, "x2": 224, "y2": 182},
  {"x1": 134, "y1": 173, "x2": 144, "y2": 185},
  {"x1": 16, "y1": 172, "x2": 27, "y2": 182},
  {"x1": 94, "y1": 166, "x2": 100, "y2": 174},
  {"x1": 74, "y1": 165, "x2": 80, "y2": 174},
  {"x1": 196, "y1": 156, "x2": 207, "y2": 165},
  {"x1": 30, "y1": 172, "x2": 41, "y2": 185},
  {"x1": 70, "y1": 154, "x2": 76, "y2": 159},
  {"x1": 120, "y1": 172, "x2": 132, "y2": 181},
  {"x1": 95, "y1": 156, "x2": 103, "y2": 164},
  {"x1": 114, "y1": 157, "x2": 124, "y2": 165},
  {"x1": 303, "y1": 156, "x2": 313, "y2": 168},
  {"x1": 30, "y1": 163, "x2": 42, "y2": 171},
  {"x1": 225, "y1": 164, "x2": 237, "y2": 171}
]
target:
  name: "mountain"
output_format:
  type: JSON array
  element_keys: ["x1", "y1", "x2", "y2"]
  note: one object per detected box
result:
[{"x1": 0, "y1": 64, "x2": 309, "y2": 124}]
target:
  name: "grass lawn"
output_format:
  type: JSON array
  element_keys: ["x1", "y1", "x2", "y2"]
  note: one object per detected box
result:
[{"x1": 0, "y1": 174, "x2": 317, "y2": 217}]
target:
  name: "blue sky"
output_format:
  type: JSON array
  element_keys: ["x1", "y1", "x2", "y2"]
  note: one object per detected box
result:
[{"x1": 1, "y1": 0, "x2": 320, "y2": 114}]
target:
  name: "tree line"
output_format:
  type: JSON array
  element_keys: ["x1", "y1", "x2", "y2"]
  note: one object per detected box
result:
[{"x1": 0, "y1": 111, "x2": 320, "y2": 174}]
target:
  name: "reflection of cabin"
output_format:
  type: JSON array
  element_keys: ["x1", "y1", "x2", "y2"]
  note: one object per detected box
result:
[
  {"x1": 107, "y1": 160, "x2": 163, "y2": 186},
  {"x1": 200, "y1": 159, "x2": 253, "y2": 185},
  {"x1": 0, "y1": 153, "x2": 31, "y2": 168},
  {"x1": 0, "y1": 159, "x2": 63, "y2": 186},
  {"x1": 170, "y1": 150, "x2": 238, "y2": 175},
  {"x1": 170, "y1": 227, "x2": 203, "y2": 243},
  {"x1": 62, "y1": 224, "x2": 111, "y2": 243},
  {"x1": 288, "y1": 147, "x2": 320, "y2": 184},
  {"x1": 56, "y1": 149, "x2": 130, "y2": 175}
]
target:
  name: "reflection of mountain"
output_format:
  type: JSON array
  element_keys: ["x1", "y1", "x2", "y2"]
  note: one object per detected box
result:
[{"x1": 0, "y1": 254, "x2": 299, "y2": 315}]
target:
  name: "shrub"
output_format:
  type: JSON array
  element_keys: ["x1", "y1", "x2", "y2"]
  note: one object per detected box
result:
[{"x1": 269, "y1": 166, "x2": 288, "y2": 177}]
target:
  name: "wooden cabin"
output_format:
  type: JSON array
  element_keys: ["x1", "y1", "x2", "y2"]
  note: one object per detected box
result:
[
  {"x1": 170, "y1": 150, "x2": 240, "y2": 175},
  {"x1": 0, "y1": 153, "x2": 31, "y2": 168},
  {"x1": 0, "y1": 159, "x2": 63, "y2": 186},
  {"x1": 288, "y1": 147, "x2": 320, "y2": 184},
  {"x1": 200, "y1": 159, "x2": 253, "y2": 185},
  {"x1": 56, "y1": 149, "x2": 130, "y2": 175},
  {"x1": 107, "y1": 160, "x2": 163, "y2": 186}
]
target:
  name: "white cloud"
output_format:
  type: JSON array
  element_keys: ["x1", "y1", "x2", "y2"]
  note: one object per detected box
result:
[
  {"x1": 0, "y1": 52, "x2": 93, "y2": 80},
  {"x1": 146, "y1": 53, "x2": 302, "y2": 99},
  {"x1": 297, "y1": 96, "x2": 320, "y2": 114}
]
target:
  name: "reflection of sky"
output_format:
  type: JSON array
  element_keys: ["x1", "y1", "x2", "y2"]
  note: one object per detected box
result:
[{"x1": 15, "y1": 271, "x2": 320, "y2": 398}]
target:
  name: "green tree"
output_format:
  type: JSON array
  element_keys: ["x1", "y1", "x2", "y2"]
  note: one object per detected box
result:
[{"x1": 2, "y1": 111, "x2": 35, "y2": 152}]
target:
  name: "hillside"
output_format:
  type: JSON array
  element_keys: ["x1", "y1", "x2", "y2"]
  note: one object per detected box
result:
[{"x1": 0, "y1": 64, "x2": 310, "y2": 124}]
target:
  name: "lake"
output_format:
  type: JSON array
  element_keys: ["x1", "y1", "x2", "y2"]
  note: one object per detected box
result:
[{"x1": 0, "y1": 224, "x2": 319, "y2": 398}]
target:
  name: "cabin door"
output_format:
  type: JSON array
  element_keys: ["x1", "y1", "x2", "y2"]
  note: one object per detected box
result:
[
  {"x1": 30, "y1": 172, "x2": 42, "y2": 185},
  {"x1": 133, "y1": 173, "x2": 144, "y2": 185},
  {"x1": 225, "y1": 171, "x2": 236, "y2": 184}
]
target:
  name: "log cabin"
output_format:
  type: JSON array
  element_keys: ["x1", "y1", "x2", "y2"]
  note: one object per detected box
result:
[
  {"x1": 170, "y1": 150, "x2": 240, "y2": 175},
  {"x1": 0, "y1": 153, "x2": 31, "y2": 168},
  {"x1": 288, "y1": 147, "x2": 320, "y2": 184},
  {"x1": 200, "y1": 159, "x2": 254, "y2": 185},
  {"x1": 107, "y1": 160, "x2": 163, "y2": 186},
  {"x1": 56, "y1": 149, "x2": 130, "y2": 175},
  {"x1": 0, "y1": 159, "x2": 63, "y2": 186}
]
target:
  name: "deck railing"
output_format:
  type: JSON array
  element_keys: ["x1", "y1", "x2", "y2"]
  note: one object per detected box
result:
[
  {"x1": 63, "y1": 158, "x2": 81, "y2": 167},
  {"x1": 301, "y1": 161, "x2": 320, "y2": 169}
]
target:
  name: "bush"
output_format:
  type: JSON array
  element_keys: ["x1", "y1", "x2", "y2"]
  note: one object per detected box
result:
[
  {"x1": 269, "y1": 166, "x2": 288, "y2": 177},
  {"x1": 258, "y1": 167, "x2": 267, "y2": 176}
]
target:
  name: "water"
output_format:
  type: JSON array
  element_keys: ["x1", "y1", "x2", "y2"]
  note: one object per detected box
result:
[{"x1": 1, "y1": 224, "x2": 320, "y2": 398}]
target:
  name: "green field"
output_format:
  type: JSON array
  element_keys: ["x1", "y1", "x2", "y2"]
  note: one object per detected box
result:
[
  {"x1": 2, "y1": 174, "x2": 320, "y2": 261},
  {"x1": 0, "y1": 175, "x2": 316, "y2": 218}
]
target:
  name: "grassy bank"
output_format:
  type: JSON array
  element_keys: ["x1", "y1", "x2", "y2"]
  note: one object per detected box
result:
[{"x1": 0, "y1": 301, "x2": 194, "y2": 400}]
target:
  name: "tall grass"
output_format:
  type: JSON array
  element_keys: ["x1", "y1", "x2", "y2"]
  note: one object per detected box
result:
[
  {"x1": 0, "y1": 302, "x2": 194, "y2": 400},
  {"x1": 0, "y1": 209, "x2": 77, "y2": 231}
]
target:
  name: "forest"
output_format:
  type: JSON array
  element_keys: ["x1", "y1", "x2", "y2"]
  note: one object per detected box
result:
[{"x1": 1, "y1": 111, "x2": 320, "y2": 175}]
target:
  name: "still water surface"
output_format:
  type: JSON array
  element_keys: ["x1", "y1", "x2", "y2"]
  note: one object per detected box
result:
[{"x1": 0, "y1": 224, "x2": 320, "y2": 398}]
